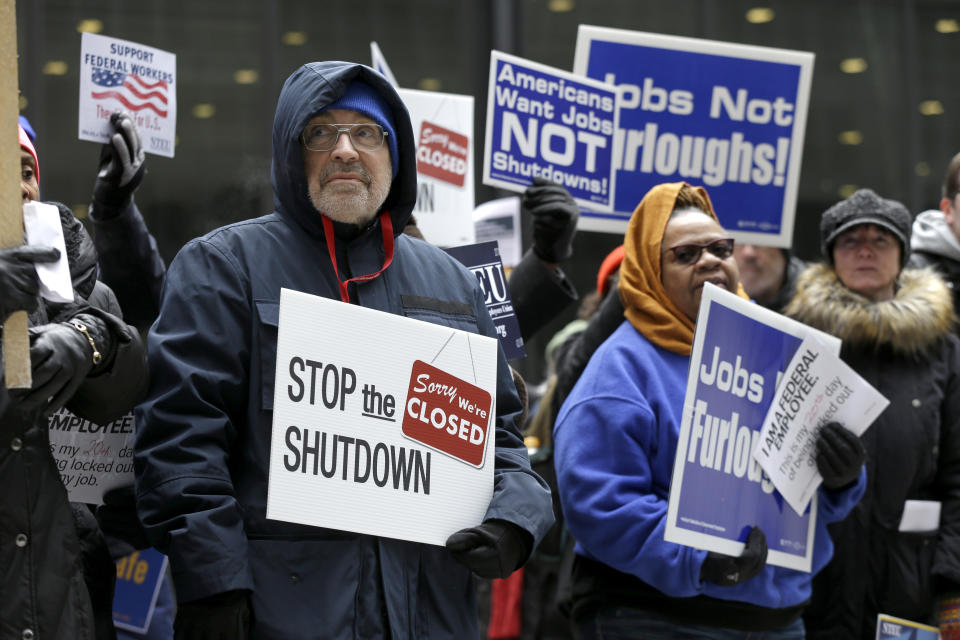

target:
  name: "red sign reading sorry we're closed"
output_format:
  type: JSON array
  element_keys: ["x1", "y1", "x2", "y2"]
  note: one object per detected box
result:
[
  {"x1": 417, "y1": 121, "x2": 469, "y2": 187},
  {"x1": 402, "y1": 360, "x2": 492, "y2": 467}
]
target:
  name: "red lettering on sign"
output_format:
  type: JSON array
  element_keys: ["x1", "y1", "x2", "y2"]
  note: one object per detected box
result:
[
  {"x1": 417, "y1": 121, "x2": 469, "y2": 188},
  {"x1": 402, "y1": 360, "x2": 492, "y2": 467}
]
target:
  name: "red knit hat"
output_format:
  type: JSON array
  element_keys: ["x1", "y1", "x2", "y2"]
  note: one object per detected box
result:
[
  {"x1": 596, "y1": 244, "x2": 625, "y2": 297},
  {"x1": 19, "y1": 123, "x2": 38, "y2": 185}
]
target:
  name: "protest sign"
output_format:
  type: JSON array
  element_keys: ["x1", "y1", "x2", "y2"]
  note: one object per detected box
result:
[
  {"x1": 755, "y1": 336, "x2": 888, "y2": 515},
  {"x1": 79, "y1": 32, "x2": 177, "y2": 157},
  {"x1": 876, "y1": 614, "x2": 940, "y2": 640},
  {"x1": 23, "y1": 201, "x2": 73, "y2": 303},
  {"x1": 112, "y1": 548, "x2": 168, "y2": 634},
  {"x1": 483, "y1": 50, "x2": 619, "y2": 212},
  {"x1": 445, "y1": 241, "x2": 525, "y2": 360},
  {"x1": 573, "y1": 25, "x2": 813, "y2": 244},
  {"x1": 370, "y1": 41, "x2": 399, "y2": 88},
  {"x1": 664, "y1": 284, "x2": 840, "y2": 572},
  {"x1": 48, "y1": 408, "x2": 136, "y2": 505},
  {"x1": 473, "y1": 197, "x2": 522, "y2": 268},
  {"x1": 400, "y1": 87, "x2": 476, "y2": 247},
  {"x1": 267, "y1": 288, "x2": 499, "y2": 546}
]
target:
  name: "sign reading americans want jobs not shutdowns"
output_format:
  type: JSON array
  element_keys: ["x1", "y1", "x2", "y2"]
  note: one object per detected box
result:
[
  {"x1": 483, "y1": 50, "x2": 619, "y2": 212},
  {"x1": 267, "y1": 289, "x2": 500, "y2": 545}
]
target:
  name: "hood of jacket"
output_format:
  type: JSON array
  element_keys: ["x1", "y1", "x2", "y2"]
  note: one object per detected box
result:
[
  {"x1": 270, "y1": 61, "x2": 417, "y2": 239},
  {"x1": 783, "y1": 263, "x2": 955, "y2": 358},
  {"x1": 911, "y1": 208, "x2": 960, "y2": 262}
]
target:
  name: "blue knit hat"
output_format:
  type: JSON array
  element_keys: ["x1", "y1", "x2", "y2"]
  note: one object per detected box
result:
[{"x1": 322, "y1": 81, "x2": 398, "y2": 177}]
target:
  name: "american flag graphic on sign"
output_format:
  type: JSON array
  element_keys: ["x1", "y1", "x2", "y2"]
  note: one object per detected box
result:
[{"x1": 91, "y1": 68, "x2": 168, "y2": 118}]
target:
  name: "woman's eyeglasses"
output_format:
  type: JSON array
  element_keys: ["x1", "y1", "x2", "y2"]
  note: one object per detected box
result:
[{"x1": 664, "y1": 238, "x2": 735, "y2": 265}]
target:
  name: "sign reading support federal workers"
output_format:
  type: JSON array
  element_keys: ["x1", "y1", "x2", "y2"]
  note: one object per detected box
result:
[
  {"x1": 664, "y1": 284, "x2": 840, "y2": 572},
  {"x1": 483, "y1": 50, "x2": 619, "y2": 212},
  {"x1": 267, "y1": 289, "x2": 500, "y2": 545},
  {"x1": 573, "y1": 26, "x2": 813, "y2": 244},
  {"x1": 79, "y1": 32, "x2": 177, "y2": 157}
]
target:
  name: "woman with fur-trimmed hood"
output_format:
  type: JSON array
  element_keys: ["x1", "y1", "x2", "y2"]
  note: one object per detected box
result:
[{"x1": 784, "y1": 188, "x2": 960, "y2": 639}]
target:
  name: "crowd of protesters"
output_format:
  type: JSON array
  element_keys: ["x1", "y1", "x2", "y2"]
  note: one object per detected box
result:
[{"x1": 4, "y1": 58, "x2": 960, "y2": 640}]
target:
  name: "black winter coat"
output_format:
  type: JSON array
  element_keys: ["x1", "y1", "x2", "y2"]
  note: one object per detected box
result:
[
  {"x1": 784, "y1": 264, "x2": 960, "y2": 640},
  {"x1": 0, "y1": 202, "x2": 148, "y2": 640}
]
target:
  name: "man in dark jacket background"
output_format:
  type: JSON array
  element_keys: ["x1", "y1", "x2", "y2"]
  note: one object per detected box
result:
[
  {"x1": 909, "y1": 151, "x2": 960, "y2": 321},
  {"x1": 134, "y1": 61, "x2": 554, "y2": 639},
  {"x1": 733, "y1": 244, "x2": 805, "y2": 312}
]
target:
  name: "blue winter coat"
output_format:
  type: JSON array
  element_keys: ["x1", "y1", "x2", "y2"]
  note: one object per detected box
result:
[
  {"x1": 554, "y1": 321, "x2": 865, "y2": 627},
  {"x1": 134, "y1": 61, "x2": 554, "y2": 639}
]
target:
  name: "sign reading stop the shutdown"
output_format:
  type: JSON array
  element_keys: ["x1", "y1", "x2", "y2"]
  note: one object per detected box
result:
[
  {"x1": 402, "y1": 359, "x2": 492, "y2": 468},
  {"x1": 418, "y1": 121, "x2": 469, "y2": 188},
  {"x1": 268, "y1": 289, "x2": 500, "y2": 546}
]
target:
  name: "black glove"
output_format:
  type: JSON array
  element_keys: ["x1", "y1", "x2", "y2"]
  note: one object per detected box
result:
[
  {"x1": 97, "y1": 485, "x2": 150, "y2": 558},
  {"x1": 816, "y1": 422, "x2": 865, "y2": 490},
  {"x1": 700, "y1": 527, "x2": 767, "y2": 586},
  {"x1": 523, "y1": 177, "x2": 579, "y2": 263},
  {"x1": 0, "y1": 245, "x2": 61, "y2": 319},
  {"x1": 92, "y1": 111, "x2": 145, "y2": 215},
  {"x1": 174, "y1": 590, "x2": 251, "y2": 640},
  {"x1": 446, "y1": 519, "x2": 533, "y2": 579},
  {"x1": 16, "y1": 314, "x2": 111, "y2": 417}
]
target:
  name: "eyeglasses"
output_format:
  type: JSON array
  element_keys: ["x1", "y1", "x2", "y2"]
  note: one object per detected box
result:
[
  {"x1": 664, "y1": 238, "x2": 735, "y2": 265},
  {"x1": 301, "y1": 123, "x2": 388, "y2": 152}
]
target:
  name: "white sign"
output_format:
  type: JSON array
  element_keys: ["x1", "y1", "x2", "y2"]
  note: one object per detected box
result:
[
  {"x1": 400, "y1": 88, "x2": 476, "y2": 247},
  {"x1": 267, "y1": 288, "x2": 499, "y2": 545},
  {"x1": 78, "y1": 32, "x2": 177, "y2": 158},
  {"x1": 48, "y1": 408, "x2": 136, "y2": 504},
  {"x1": 23, "y1": 201, "x2": 73, "y2": 303},
  {"x1": 754, "y1": 336, "x2": 888, "y2": 515},
  {"x1": 472, "y1": 196, "x2": 522, "y2": 268}
]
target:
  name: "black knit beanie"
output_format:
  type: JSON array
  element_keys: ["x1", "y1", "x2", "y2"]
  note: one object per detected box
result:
[{"x1": 820, "y1": 188, "x2": 911, "y2": 266}]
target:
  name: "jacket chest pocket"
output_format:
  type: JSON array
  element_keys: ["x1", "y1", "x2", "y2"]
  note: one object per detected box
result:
[
  {"x1": 255, "y1": 300, "x2": 280, "y2": 411},
  {"x1": 400, "y1": 294, "x2": 479, "y2": 334}
]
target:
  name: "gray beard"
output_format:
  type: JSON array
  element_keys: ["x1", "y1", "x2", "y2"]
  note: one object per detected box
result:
[{"x1": 308, "y1": 177, "x2": 390, "y2": 227}]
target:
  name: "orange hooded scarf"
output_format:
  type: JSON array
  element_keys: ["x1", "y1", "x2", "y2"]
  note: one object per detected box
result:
[{"x1": 617, "y1": 182, "x2": 747, "y2": 356}]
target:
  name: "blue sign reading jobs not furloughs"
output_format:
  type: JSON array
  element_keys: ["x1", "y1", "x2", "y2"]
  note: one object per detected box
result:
[{"x1": 573, "y1": 27, "x2": 813, "y2": 246}]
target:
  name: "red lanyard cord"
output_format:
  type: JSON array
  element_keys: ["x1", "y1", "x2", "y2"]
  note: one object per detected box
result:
[{"x1": 322, "y1": 210, "x2": 395, "y2": 303}]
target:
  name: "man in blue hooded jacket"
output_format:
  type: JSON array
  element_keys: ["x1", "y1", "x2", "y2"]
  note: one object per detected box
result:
[{"x1": 133, "y1": 62, "x2": 554, "y2": 639}]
